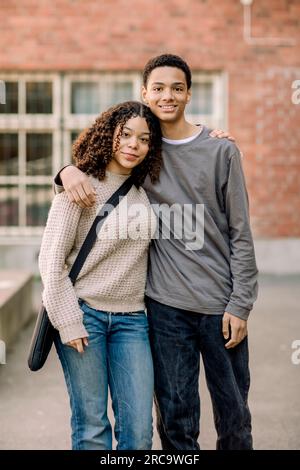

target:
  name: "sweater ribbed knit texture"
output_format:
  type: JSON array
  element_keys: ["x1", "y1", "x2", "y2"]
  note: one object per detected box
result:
[{"x1": 39, "y1": 171, "x2": 157, "y2": 344}]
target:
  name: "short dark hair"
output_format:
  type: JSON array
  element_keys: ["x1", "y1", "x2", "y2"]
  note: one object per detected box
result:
[
  {"x1": 142, "y1": 54, "x2": 192, "y2": 90},
  {"x1": 73, "y1": 101, "x2": 162, "y2": 187}
]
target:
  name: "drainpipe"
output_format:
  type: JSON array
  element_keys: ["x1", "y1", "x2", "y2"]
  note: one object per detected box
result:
[{"x1": 240, "y1": 0, "x2": 296, "y2": 46}]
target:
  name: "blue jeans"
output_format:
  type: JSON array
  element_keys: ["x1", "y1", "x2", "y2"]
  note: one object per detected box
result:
[
  {"x1": 146, "y1": 297, "x2": 252, "y2": 450},
  {"x1": 54, "y1": 300, "x2": 154, "y2": 450}
]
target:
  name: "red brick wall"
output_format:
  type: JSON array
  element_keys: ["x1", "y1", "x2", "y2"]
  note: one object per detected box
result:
[{"x1": 1, "y1": 0, "x2": 299, "y2": 237}]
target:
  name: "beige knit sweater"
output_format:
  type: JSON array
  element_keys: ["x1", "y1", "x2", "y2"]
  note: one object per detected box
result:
[{"x1": 39, "y1": 171, "x2": 157, "y2": 344}]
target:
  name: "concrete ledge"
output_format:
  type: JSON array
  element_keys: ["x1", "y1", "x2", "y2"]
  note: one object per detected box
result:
[
  {"x1": 254, "y1": 238, "x2": 300, "y2": 274},
  {"x1": 0, "y1": 270, "x2": 34, "y2": 347}
]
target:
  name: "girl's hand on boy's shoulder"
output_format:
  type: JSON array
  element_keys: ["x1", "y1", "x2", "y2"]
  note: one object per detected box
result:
[{"x1": 209, "y1": 129, "x2": 235, "y2": 141}]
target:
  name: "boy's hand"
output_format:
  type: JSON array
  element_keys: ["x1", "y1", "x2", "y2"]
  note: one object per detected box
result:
[
  {"x1": 60, "y1": 166, "x2": 97, "y2": 208},
  {"x1": 222, "y1": 312, "x2": 248, "y2": 349},
  {"x1": 210, "y1": 129, "x2": 235, "y2": 141}
]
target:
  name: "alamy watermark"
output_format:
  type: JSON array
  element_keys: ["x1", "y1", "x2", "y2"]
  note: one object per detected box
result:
[
  {"x1": 291, "y1": 340, "x2": 300, "y2": 365},
  {"x1": 291, "y1": 80, "x2": 300, "y2": 105},
  {"x1": 0, "y1": 340, "x2": 6, "y2": 365},
  {"x1": 95, "y1": 200, "x2": 205, "y2": 251}
]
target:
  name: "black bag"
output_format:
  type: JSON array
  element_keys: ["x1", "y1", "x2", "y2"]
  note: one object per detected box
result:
[
  {"x1": 27, "y1": 304, "x2": 55, "y2": 371},
  {"x1": 28, "y1": 176, "x2": 134, "y2": 371}
]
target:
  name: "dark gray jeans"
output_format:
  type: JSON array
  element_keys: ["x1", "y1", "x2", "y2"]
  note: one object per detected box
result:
[{"x1": 146, "y1": 297, "x2": 252, "y2": 450}]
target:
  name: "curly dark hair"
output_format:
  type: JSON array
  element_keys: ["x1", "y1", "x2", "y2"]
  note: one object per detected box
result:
[
  {"x1": 142, "y1": 54, "x2": 192, "y2": 90},
  {"x1": 72, "y1": 101, "x2": 162, "y2": 187}
]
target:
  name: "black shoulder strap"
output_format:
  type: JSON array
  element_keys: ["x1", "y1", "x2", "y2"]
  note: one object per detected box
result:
[{"x1": 69, "y1": 176, "x2": 134, "y2": 285}]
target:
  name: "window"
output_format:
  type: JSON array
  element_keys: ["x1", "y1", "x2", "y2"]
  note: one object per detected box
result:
[
  {"x1": 0, "y1": 133, "x2": 18, "y2": 175},
  {"x1": 71, "y1": 130, "x2": 82, "y2": 143},
  {"x1": 0, "y1": 130, "x2": 55, "y2": 232},
  {"x1": 63, "y1": 73, "x2": 141, "y2": 168},
  {"x1": 0, "y1": 82, "x2": 18, "y2": 114},
  {"x1": 0, "y1": 185, "x2": 18, "y2": 226},
  {"x1": 0, "y1": 74, "x2": 60, "y2": 239},
  {"x1": 71, "y1": 80, "x2": 133, "y2": 115},
  {"x1": 0, "y1": 72, "x2": 141, "y2": 241},
  {"x1": 0, "y1": 81, "x2": 53, "y2": 115},
  {"x1": 186, "y1": 73, "x2": 226, "y2": 129},
  {"x1": 26, "y1": 82, "x2": 52, "y2": 114},
  {"x1": 189, "y1": 82, "x2": 213, "y2": 115},
  {"x1": 26, "y1": 133, "x2": 53, "y2": 175},
  {"x1": 71, "y1": 82, "x2": 99, "y2": 114},
  {"x1": 26, "y1": 185, "x2": 54, "y2": 226}
]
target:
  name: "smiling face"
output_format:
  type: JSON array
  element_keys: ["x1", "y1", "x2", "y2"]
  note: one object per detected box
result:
[
  {"x1": 142, "y1": 66, "x2": 191, "y2": 124},
  {"x1": 107, "y1": 116, "x2": 151, "y2": 175}
]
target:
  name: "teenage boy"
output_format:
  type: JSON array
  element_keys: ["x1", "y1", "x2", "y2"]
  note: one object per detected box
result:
[{"x1": 54, "y1": 54, "x2": 258, "y2": 450}]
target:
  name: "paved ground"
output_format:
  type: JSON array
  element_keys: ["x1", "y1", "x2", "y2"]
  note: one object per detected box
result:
[{"x1": 0, "y1": 275, "x2": 299, "y2": 450}]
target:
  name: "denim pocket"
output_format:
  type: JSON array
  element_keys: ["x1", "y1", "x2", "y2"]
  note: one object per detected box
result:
[{"x1": 78, "y1": 299, "x2": 93, "y2": 315}]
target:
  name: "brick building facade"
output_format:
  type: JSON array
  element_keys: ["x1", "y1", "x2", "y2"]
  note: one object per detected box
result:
[{"x1": 0, "y1": 0, "x2": 299, "y2": 271}]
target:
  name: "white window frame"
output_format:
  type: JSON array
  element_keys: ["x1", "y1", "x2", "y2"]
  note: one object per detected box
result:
[
  {"x1": 0, "y1": 72, "x2": 142, "y2": 242},
  {"x1": 186, "y1": 72, "x2": 227, "y2": 129},
  {"x1": 0, "y1": 73, "x2": 62, "y2": 242},
  {"x1": 62, "y1": 73, "x2": 142, "y2": 165}
]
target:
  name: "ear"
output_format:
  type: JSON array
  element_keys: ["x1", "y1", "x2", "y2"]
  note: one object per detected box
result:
[
  {"x1": 186, "y1": 89, "x2": 191, "y2": 102},
  {"x1": 141, "y1": 86, "x2": 148, "y2": 104}
]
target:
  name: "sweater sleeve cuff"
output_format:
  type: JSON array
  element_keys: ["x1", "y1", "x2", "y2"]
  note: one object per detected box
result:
[
  {"x1": 225, "y1": 302, "x2": 250, "y2": 321},
  {"x1": 53, "y1": 165, "x2": 73, "y2": 194},
  {"x1": 59, "y1": 322, "x2": 89, "y2": 344}
]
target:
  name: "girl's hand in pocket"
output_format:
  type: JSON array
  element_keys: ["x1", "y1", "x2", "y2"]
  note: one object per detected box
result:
[{"x1": 67, "y1": 337, "x2": 89, "y2": 353}]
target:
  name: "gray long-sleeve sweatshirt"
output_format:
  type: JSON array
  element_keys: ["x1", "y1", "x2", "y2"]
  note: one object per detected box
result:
[{"x1": 143, "y1": 126, "x2": 258, "y2": 320}]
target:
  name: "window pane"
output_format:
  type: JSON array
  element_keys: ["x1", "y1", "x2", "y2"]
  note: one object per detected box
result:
[
  {"x1": 103, "y1": 82, "x2": 133, "y2": 109},
  {"x1": 188, "y1": 82, "x2": 213, "y2": 115},
  {"x1": 26, "y1": 185, "x2": 52, "y2": 226},
  {"x1": 71, "y1": 130, "x2": 83, "y2": 143},
  {"x1": 26, "y1": 82, "x2": 52, "y2": 113},
  {"x1": 71, "y1": 82, "x2": 99, "y2": 114},
  {"x1": 0, "y1": 133, "x2": 18, "y2": 175},
  {"x1": 26, "y1": 133, "x2": 52, "y2": 175},
  {"x1": 0, "y1": 185, "x2": 18, "y2": 226},
  {"x1": 0, "y1": 82, "x2": 18, "y2": 114}
]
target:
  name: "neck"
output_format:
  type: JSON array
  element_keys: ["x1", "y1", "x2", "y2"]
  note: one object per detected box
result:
[
  {"x1": 160, "y1": 118, "x2": 199, "y2": 140},
  {"x1": 106, "y1": 161, "x2": 131, "y2": 175}
]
